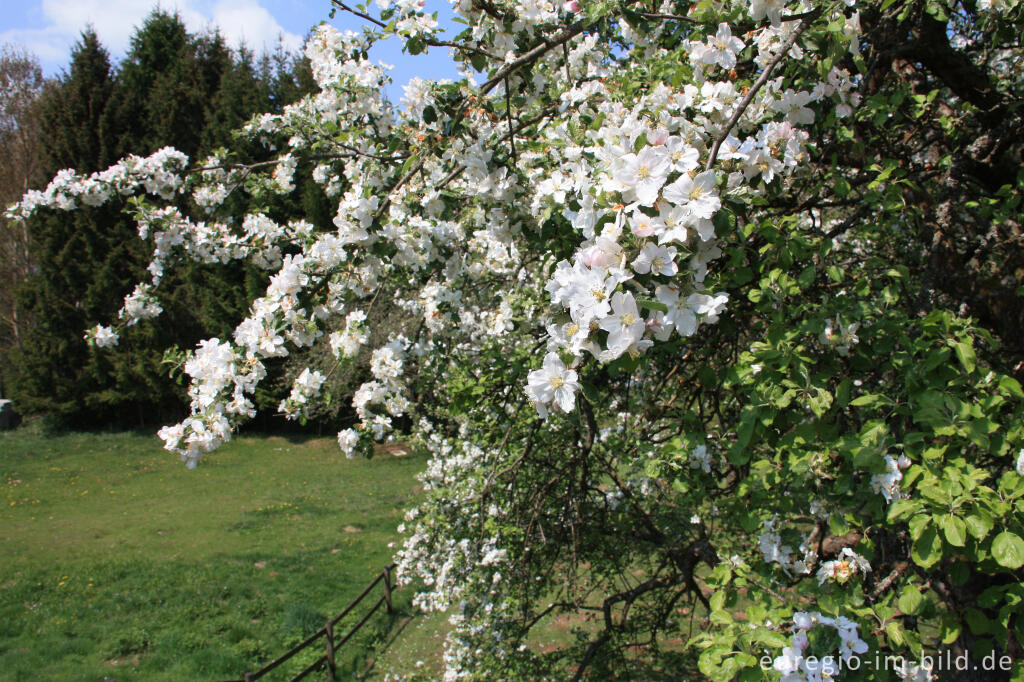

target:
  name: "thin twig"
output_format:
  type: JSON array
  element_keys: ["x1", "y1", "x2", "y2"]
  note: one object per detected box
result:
[
  {"x1": 704, "y1": 10, "x2": 820, "y2": 171},
  {"x1": 634, "y1": 11, "x2": 697, "y2": 23},
  {"x1": 481, "y1": 20, "x2": 590, "y2": 94},
  {"x1": 505, "y1": 77, "x2": 517, "y2": 164},
  {"x1": 331, "y1": 1, "x2": 499, "y2": 59}
]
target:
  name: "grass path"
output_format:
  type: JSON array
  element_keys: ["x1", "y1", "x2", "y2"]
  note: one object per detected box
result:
[{"x1": 0, "y1": 429, "x2": 424, "y2": 681}]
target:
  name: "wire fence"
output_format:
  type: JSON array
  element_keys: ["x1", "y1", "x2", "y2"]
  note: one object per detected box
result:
[{"x1": 219, "y1": 564, "x2": 395, "y2": 682}]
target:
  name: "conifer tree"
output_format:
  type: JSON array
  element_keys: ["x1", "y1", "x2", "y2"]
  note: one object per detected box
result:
[
  {"x1": 36, "y1": 30, "x2": 115, "y2": 174},
  {"x1": 9, "y1": 17, "x2": 313, "y2": 427},
  {"x1": 201, "y1": 46, "x2": 268, "y2": 154},
  {"x1": 7, "y1": 30, "x2": 131, "y2": 424}
]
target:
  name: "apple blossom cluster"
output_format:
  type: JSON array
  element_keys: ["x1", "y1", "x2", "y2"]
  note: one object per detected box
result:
[
  {"x1": 516, "y1": 0, "x2": 563, "y2": 25},
  {"x1": 376, "y1": 0, "x2": 440, "y2": 39},
  {"x1": 119, "y1": 283, "x2": 163, "y2": 325},
  {"x1": 156, "y1": 338, "x2": 265, "y2": 468},
  {"x1": 84, "y1": 324, "x2": 119, "y2": 348},
  {"x1": 871, "y1": 454, "x2": 911, "y2": 504},
  {"x1": 156, "y1": 237, "x2": 348, "y2": 459},
  {"x1": 976, "y1": 0, "x2": 1019, "y2": 10},
  {"x1": 336, "y1": 428, "x2": 359, "y2": 457},
  {"x1": 820, "y1": 315, "x2": 861, "y2": 356},
  {"x1": 772, "y1": 612, "x2": 869, "y2": 681},
  {"x1": 5, "y1": 147, "x2": 188, "y2": 219},
  {"x1": 278, "y1": 367, "x2": 327, "y2": 420},
  {"x1": 687, "y1": 23, "x2": 746, "y2": 72},
  {"x1": 329, "y1": 310, "x2": 370, "y2": 358},
  {"x1": 524, "y1": 352, "x2": 580, "y2": 417},
  {"x1": 816, "y1": 547, "x2": 871, "y2": 586},
  {"x1": 897, "y1": 663, "x2": 936, "y2": 682},
  {"x1": 272, "y1": 154, "x2": 297, "y2": 193},
  {"x1": 758, "y1": 516, "x2": 817, "y2": 576},
  {"x1": 688, "y1": 442, "x2": 713, "y2": 473},
  {"x1": 394, "y1": 431, "x2": 509, "y2": 613},
  {"x1": 131, "y1": 206, "x2": 316, "y2": 286},
  {"x1": 350, "y1": 337, "x2": 414, "y2": 441},
  {"x1": 750, "y1": 0, "x2": 790, "y2": 25},
  {"x1": 524, "y1": 46, "x2": 842, "y2": 416},
  {"x1": 816, "y1": 67, "x2": 862, "y2": 118},
  {"x1": 294, "y1": 24, "x2": 392, "y2": 113},
  {"x1": 71, "y1": 203, "x2": 321, "y2": 358}
]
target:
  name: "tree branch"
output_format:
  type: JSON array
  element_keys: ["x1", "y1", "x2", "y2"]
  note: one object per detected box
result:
[{"x1": 704, "y1": 10, "x2": 820, "y2": 171}]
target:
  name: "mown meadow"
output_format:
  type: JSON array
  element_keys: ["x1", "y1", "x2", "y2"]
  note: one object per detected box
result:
[{"x1": 0, "y1": 428, "x2": 426, "y2": 681}]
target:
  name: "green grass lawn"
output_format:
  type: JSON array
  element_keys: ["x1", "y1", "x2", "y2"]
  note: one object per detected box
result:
[{"x1": 0, "y1": 428, "x2": 426, "y2": 681}]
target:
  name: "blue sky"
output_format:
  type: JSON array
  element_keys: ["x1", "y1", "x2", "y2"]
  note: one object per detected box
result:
[{"x1": 0, "y1": 0, "x2": 462, "y2": 102}]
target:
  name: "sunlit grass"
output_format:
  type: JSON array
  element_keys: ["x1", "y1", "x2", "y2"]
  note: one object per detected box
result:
[{"x1": 0, "y1": 429, "x2": 424, "y2": 681}]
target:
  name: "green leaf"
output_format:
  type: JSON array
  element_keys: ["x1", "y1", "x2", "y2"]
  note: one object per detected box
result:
[
  {"x1": 636, "y1": 297, "x2": 668, "y2": 313},
  {"x1": 966, "y1": 608, "x2": 992, "y2": 635},
  {"x1": 797, "y1": 265, "x2": 815, "y2": 290},
  {"x1": 808, "y1": 388, "x2": 833, "y2": 417},
  {"x1": 835, "y1": 378, "x2": 852, "y2": 408},
  {"x1": 886, "y1": 621, "x2": 905, "y2": 647},
  {"x1": 912, "y1": 526, "x2": 942, "y2": 568},
  {"x1": 710, "y1": 609, "x2": 734, "y2": 625},
  {"x1": 992, "y1": 532, "x2": 1024, "y2": 569},
  {"x1": 904, "y1": 628, "x2": 924, "y2": 658},
  {"x1": 849, "y1": 394, "x2": 891, "y2": 408},
  {"x1": 908, "y1": 515, "x2": 929, "y2": 542},
  {"x1": 898, "y1": 585, "x2": 924, "y2": 615},
  {"x1": 953, "y1": 340, "x2": 976, "y2": 374},
  {"x1": 998, "y1": 376, "x2": 1024, "y2": 399},
  {"x1": 888, "y1": 499, "x2": 921, "y2": 522},
  {"x1": 940, "y1": 614, "x2": 961, "y2": 644},
  {"x1": 750, "y1": 627, "x2": 788, "y2": 648},
  {"x1": 407, "y1": 36, "x2": 426, "y2": 55},
  {"x1": 941, "y1": 516, "x2": 967, "y2": 548},
  {"x1": 729, "y1": 408, "x2": 757, "y2": 465},
  {"x1": 966, "y1": 514, "x2": 993, "y2": 540}
]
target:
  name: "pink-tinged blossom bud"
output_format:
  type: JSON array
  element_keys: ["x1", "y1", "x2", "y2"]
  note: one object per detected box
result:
[
  {"x1": 563, "y1": 0, "x2": 580, "y2": 13},
  {"x1": 648, "y1": 128, "x2": 669, "y2": 146},
  {"x1": 579, "y1": 246, "x2": 603, "y2": 268}
]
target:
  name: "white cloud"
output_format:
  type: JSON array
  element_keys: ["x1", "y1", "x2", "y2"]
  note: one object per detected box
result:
[
  {"x1": 0, "y1": 0, "x2": 303, "y2": 72},
  {"x1": 209, "y1": 0, "x2": 304, "y2": 53}
]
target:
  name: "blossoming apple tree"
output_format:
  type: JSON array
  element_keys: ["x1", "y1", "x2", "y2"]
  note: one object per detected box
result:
[{"x1": 9, "y1": 0, "x2": 1024, "y2": 679}]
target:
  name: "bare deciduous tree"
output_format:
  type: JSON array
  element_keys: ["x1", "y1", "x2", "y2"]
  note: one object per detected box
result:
[{"x1": 0, "y1": 44, "x2": 44, "y2": 389}]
